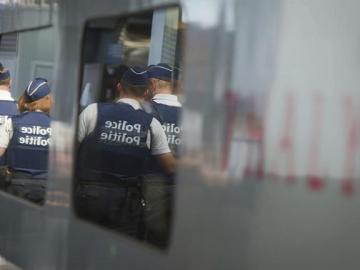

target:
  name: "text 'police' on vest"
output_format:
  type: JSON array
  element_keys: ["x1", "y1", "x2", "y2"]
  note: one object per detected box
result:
[
  {"x1": 162, "y1": 122, "x2": 181, "y2": 145},
  {"x1": 18, "y1": 126, "x2": 52, "y2": 146},
  {"x1": 100, "y1": 120, "x2": 144, "y2": 146}
]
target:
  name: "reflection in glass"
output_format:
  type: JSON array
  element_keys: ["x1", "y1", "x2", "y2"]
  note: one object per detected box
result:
[
  {"x1": 0, "y1": 28, "x2": 56, "y2": 205},
  {"x1": 75, "y1": 7, "x2": 182, "y2": 249},
  {"x1": 0, "y1": 0, "x2": 46, "y2": 5},
  {"x1": 0, "y1": 0, "x2": 54, "y2": 34},
  {"x1": 0, "y1": 76, "x2": 53, "y2": 205}
]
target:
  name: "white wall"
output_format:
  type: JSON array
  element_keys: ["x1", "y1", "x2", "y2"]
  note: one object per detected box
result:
[{"x1": 264, "y1": 0, "x2": 360, "y2": 180}]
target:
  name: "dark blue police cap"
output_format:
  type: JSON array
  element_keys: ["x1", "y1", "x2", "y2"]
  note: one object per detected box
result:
[
  {"x1": 148, "y1": 63, "x2": 173, "y2": 81},
  {"x1": 122, "y1": 67, "x2": 149, "y2": 86},
  {"x1": 25, "y1": 78, "x2": 51, "y2": 101},
  {"x1": 0, "y1": 62, "x2": 10, "y2": 81}
]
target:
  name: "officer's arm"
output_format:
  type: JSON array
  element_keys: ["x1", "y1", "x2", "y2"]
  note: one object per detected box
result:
[
  {"x1": 78, "y1": 103, "x2": 98, "y2": 143},
  {"x1": 150, "y1": 118, "x2": 177, "y2": 175},
  {"x1": 0, "y1": 147, "x2": 5, "y2": 157},
  {"x1": 0, "y1": 118, "x2": 11, "y2": 156},
  {"x1": 155, "y1": 152, "x2": 176, "y2": 175}
]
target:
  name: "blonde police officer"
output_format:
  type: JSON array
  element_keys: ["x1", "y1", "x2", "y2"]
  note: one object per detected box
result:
[{"x1": 0, "y1": 78, "x2": 52, "y2": 204}]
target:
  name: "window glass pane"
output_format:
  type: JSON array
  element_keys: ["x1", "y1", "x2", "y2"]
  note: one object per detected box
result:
[
  {"x1": 0, "y1": 0, "x2": 55, "y2": 34},
  {"x1": 0, "y1": 27, "x2": 57, "y2": 205},
  {"x1": 75, "y1": 6, "x2": 183, "y2": 249}
]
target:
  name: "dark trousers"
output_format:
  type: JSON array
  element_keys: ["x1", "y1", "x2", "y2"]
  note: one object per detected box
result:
[
  {"x1": 7, "y1": 178, "x2": 46, "y2": 204},
  {"x1": 142, "y1": 182, "x2": 174, "y2": 248},
  {"x1": 75, "y1": 182, "x2": 146, "y2": 238},
  {"x1": 0, "y1": 166, "x2": 8, "y2": 189}
]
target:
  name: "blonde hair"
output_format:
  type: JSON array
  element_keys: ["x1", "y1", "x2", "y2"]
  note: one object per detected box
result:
[
  {"x1": 153, "y1": 78, "x2": 172, "y2": 89},
  {"x1": 18, "y1": 94, "x2": 53, "y2": 114}
]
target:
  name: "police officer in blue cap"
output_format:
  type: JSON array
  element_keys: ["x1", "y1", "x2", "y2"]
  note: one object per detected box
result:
[
  {"x1": 0, "y1": 63, "x2": 18, "y2": 185},
  {"x1": 143, "y1": 63, "x2": 182, "y2": 247},
  {"x1": 0, "y1": 78, "x2": 52, "y2": 204},
  {"x1": 147, "y1": 63, "x2": 182, "y2": 156},
  {"x1": 0, "y1": 63, "x2": 18, "y2": 118},
  {"x1": 76, "y1": 66, "x2": 175, "y2": 237}
]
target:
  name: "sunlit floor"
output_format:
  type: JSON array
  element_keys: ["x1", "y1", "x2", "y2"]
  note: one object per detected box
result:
[{"x1": 0, "y1": 256, "x2": 21, "y2": 270}]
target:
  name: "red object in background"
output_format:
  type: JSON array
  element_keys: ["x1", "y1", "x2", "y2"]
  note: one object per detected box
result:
[
  {"x1": 341, "y1": 179, "x2": 355, "y2": 197},
  {"x1": 256, "y1": 164, "x2": 264, "y2": 178},
  {"x1": 341, "y1": 96, "x2": 359, "y2": 197},
  {"x1": 222, "y1": 91, "x2": 239, "y2": 171},
  {"x1": 307, "y1": 175, "x2": 326, "y2": 191},
  {"x1": 279, "y1": 93, "x2": 296, "y2": 184},
  {"x1": 307, "y1": 94, "x2": 325, "y2": 191},
  {"x1": 222, "y1": 91, "x2": 265, "y2": 180}
]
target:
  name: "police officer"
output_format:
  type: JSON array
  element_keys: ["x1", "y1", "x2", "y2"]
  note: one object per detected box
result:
[
  {"x1": 147, "y1": 63, "x2": 182, "y2": 155},
  {"x1": 0, "y1": 78, "x2": 52, "y2": 204},
  {"x1": 0, "y1": 63, "x2": 18, "y2": 186},
  {"x1": 143, "y1": 63, "x2": 182, "y2": 247},
  {"x1": 0, "y1": 63, "x2": 18, "y2": 118},
  {"x1": 76, "y1": 66, "x2": 175, "y2": 237}
]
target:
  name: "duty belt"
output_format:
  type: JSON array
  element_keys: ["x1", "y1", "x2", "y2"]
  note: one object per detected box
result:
[
  {"x1": 10, "y1": 178, "x2": 47, "y2": 186},
  {"x1": 78, "y1": 175, "x2": 143, "y2": 187},
  {"x1": 7, "y1": 171, "x2": 47, "y2": 186},
  {"x1": 9, "y1": 171, "x2": 47, "y2": 180},
  {"x1": 78, "y1": 177, "x2": 147, "y2": 209}
]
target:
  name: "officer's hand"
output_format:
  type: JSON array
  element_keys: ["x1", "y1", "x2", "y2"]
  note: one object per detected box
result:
[
  {"x1": 0, "y1": 147, "x2": 6, "y2": 157},
  {"x1": 155, "y1": 153, "x2": 176, "y2": 175}
]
